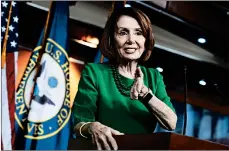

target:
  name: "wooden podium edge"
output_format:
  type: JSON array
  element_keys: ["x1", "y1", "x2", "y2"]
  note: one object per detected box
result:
[{"x1": 68, "y1": 132, "x2": 229, "y2": 150}]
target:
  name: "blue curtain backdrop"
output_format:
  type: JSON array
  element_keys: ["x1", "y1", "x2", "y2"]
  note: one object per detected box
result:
[{"x1": 155, "y1": 100, "x2": 229, "y2": 145}]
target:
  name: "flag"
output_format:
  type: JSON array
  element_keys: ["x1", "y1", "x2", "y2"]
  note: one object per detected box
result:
[
  {"x1": 15, "y1": 2, "x2": 71, "y2": 150},
  {"x1": 1, "y1": 1, "x2": 19, "y2": 150},
  {"x1": 94, "y1": 1, "x2": 126, "y2": 63}
]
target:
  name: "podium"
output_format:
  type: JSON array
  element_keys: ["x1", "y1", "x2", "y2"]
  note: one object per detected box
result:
[{"x1": 68, "y1": 132, "x2": 229, "y2": 150}]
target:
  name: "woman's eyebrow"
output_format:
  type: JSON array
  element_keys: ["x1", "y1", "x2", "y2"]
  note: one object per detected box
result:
[
  {"x1": 116, "y1": 27, "x2": 128, "y2": 29},
  {"x1": 135, "y1": 28, "x2": 142, "y2": 31},
  {"x1": 117, "y1": 27, "x2": 142, "y2": 30},
  {"x1": 116, "y1": 27, "x2": 129, "y2": 32}
]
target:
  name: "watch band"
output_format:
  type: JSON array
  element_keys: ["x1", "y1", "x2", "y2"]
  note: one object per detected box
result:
[{"x1": 141, "y1": 92, "x2": 153, "y2": 105}]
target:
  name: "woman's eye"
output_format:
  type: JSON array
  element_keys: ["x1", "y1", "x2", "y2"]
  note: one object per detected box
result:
[
  {"x1": 136, "y1": 31, "x2": 143, "y2": 36},
  {"x1": 119, "y1": 31, "x2": 127, "y2": 36}
]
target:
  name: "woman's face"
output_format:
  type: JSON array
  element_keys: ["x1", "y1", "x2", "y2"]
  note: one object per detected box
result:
[{"x1": 114, "y1": 15, "x2": 146, "y2": 61}]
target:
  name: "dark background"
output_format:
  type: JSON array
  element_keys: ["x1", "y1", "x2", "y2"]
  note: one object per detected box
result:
[{"x1": 18, "y1": 1, "x2": 229, "y2": 106}]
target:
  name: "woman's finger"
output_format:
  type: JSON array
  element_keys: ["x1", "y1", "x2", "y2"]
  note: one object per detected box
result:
[
  {"x1": 91, "y1": 133, "x2": 96, "y2": 145},
  {"x1": 109, "y1": 127, "x2": 123, "y2": 150},
  {"x1": 137, "y1": 67, "x2": 144, "y2": 79},
  {"x1": 130, "y1": 81, "x2": 140, "y2": 100},
  {"x1": 99, "y1": 136, "x2": 111, "y2": 150},
  {"x1": 94, "y1": 136, "x2": 102, "y2": 150},
  {"x1": 133, "y1": 86, "x2": 139, "y2": 99},
  {"x1": 135, "y1": 67, "x2": 144, "y2": 80},
  {"x1": 106, "y1": 135, "x2": 118, "y2": 150},
  {"x1": 110, "y1": 127, "x2": 124, "y2": 135},
  {"x1": 136, "y1": 79, "x2": 143, "y2": 94},
  {"x1": 139, "y1": 92, "x2": 144, "y2": 97},
  {"x1": 135, "y1": 67, "x2": 144, "y2": 98},
  {"x1": 130, "y1": 85, "x2": 138, "y2": 99}
]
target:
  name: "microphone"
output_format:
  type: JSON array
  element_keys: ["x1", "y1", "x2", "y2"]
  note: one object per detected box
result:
[
  {"x1": 182, "y1": 65, "x2": 188, "y2": 135},
  {"x1": 212, "y1": 80, "x2": 228, "y2": 104}
]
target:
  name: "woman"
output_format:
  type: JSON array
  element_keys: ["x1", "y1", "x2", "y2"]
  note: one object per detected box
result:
[{"x1": 73, "y1": 7, "x2": 177, "y2": 150}]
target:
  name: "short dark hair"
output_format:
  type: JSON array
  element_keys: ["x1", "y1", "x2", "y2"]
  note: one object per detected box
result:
[{"x1": 100, "y1": 7, "x2": 155, "y2": 62}]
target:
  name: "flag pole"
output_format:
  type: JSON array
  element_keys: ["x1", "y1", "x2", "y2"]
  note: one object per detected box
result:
[
  {"x1": 1, "y1": 1, "x2": 13, "y2": 68},
  {"x1": 29, "y1": 1, "x2": 54, "y2": 103},
  {"x1": 100, "y1": 1, "x2": 126, "y2": 63},
  {"x1": 35, "y1": 1, "x2": 54, "y2": 69}
]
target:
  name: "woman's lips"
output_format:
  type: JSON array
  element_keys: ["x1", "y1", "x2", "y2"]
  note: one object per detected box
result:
[{"x1": 124, "y1": 48, "x2": 137, "y2": 53}]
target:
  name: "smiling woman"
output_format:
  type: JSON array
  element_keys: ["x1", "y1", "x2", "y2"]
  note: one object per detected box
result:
[
  {"x1": 73, "y1": 7, "x2": 177, "y2": 150},
  {"x1": 100, "y1": 7, "x2": 154, "y2": 62},
  {"x1": 114, "y1": 15, "x2": 146, "y2": 62}
]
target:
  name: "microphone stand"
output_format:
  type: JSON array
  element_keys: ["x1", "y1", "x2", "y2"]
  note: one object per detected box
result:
[{"x1": 183, "y1": 65, "x2": 188, "y2": 135}]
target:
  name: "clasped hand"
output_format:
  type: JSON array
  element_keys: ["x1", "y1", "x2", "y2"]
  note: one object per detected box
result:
[{"x1": 130, "y1": 67, "x2": 149, "y2": 100}]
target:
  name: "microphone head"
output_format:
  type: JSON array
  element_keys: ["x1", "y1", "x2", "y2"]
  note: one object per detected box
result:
[
  {"x1": 211, "y1": 80, "x2": 219, "y2": 88},
  {"x1": 184, "y1": 65, "x2": 187, "y2": 73}
]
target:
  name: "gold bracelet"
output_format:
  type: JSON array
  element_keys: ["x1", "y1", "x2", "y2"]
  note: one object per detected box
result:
[{"x1": 79, "y1": 122, "x2": 91, "y2": 138}]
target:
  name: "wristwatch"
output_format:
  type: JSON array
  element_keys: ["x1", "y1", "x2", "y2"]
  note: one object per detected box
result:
[{"x1": 140, "y1": 92, "x2": 153, "y2": 105}]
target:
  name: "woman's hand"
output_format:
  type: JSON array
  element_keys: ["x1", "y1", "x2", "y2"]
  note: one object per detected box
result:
[
  {"x1": 89, "y1": 122, "x2": 124, "y2": 150},
  {"x1": 130, "y1": 67, "x2": 150, "y2": 100}
]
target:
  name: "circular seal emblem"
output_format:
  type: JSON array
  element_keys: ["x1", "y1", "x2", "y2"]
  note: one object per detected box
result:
[{"x1": 15, "y1": 39, "x2": 71, "y2": 139}]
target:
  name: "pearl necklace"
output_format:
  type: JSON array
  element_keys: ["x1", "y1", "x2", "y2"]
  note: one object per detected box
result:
[{"x1": 110, "y1": 64, "x2": 134, "y2": 96}]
